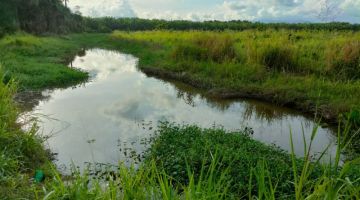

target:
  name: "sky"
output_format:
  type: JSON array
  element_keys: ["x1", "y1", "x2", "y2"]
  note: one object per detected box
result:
[{"x1": 67, "y1": 0, "x2": 360, "y2": 23}]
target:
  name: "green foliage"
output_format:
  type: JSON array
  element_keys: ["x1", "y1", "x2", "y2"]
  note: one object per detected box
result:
[
  {"x1": 0, "y1": 0, "x2": 83, "y2": 35},
  {"x1": 83, "y1": 17, "x2": 360, "y2": 33},
  {"x1": 146, "y1": 123, "x2": 304, "y2": 198},
  {"x1": 0, "y1": 1, "x2": 19, "y2": 37}
]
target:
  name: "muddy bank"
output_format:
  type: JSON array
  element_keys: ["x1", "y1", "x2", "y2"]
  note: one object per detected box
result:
[{"x1": 141, "y1": 67, "x2": 339, "y2": 126}]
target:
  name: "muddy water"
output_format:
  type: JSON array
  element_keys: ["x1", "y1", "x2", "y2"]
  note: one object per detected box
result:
[{"x1": 22, "y1": 49, "x2": 338, "y2": 172}]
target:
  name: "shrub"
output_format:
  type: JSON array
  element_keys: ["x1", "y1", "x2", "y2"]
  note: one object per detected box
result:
[{"x1": 146, "y1": 123, "x2": 315, "y2": 198}]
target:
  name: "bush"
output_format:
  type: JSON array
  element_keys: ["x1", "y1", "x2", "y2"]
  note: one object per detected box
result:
[{"x1": 146, "y1": 123, "x2": 315, "y2": 198}]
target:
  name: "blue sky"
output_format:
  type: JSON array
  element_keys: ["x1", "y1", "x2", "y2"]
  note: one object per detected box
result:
[{"x1": 68, "y1": 0, "x2": 360, "y2": 23}]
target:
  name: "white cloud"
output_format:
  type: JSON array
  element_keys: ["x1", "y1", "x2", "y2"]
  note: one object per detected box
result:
[
  {"x1": 68, "y1": 0, "x2": 360, "y2": 23},
  {"x1": 220, "y1": 0, "x2": 320, "y2": 22},
  {"x1": 69, "y1": 0, "x2": 136, "y2": 18}
]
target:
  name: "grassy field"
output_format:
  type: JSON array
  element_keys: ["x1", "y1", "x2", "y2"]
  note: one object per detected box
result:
[{"x1": 0, "y1": 32, "x2": 360, "y2": 199}]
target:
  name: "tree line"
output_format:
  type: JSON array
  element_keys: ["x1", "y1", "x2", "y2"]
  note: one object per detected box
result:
[
  {"x1": 83, "y1": 17, "x2": 360, "y2": 33},
  {"x1": 0, "y1": 0, "x2": 83, "y2": 36},
  {"x1": 1, "y1": 0, "x2": 359, "y2": 37}
]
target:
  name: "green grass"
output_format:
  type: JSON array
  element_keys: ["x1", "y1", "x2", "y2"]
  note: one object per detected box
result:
[
  {"x1": 35, "y1": 158, "x2": 230, "y2": 200},
  {"x1": 0, "y1": 33, "x2": 88, "y2": 90},
  {"x1": 0, "y1": 69, "x2": 50, "y2": 199}
]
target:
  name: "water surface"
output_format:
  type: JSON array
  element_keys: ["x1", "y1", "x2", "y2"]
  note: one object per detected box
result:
[{"x1": 22, "y1": 49, "x2": 338, "y2": 172}]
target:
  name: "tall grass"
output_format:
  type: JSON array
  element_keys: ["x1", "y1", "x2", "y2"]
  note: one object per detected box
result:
[
  {"x1": 36, "y1": 157, "x2": 230, "y2": 199},
  {"x1": 328, "y1": 41, "x2": 360, "y2": 80},
  {"x1": 0, "y1": 67, "x2": 50, "y2": 199},
  {"x1": 112, "y1": 30, "x2": 360, "y2": 79},
  {"x1": 261, "y1": 45, "x2": 297, "y2": 72}
]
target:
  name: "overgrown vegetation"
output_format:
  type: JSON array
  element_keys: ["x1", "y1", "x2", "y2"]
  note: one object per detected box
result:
[
  {"x1": 26, "y1": 124, "x2": 360, "y2": 199},
  {"x1": 0, "y1": 69, "x2": 49, "y2": 199},
  {"x1": 146, "y1": 123, "x2": 360, "y2": 199},
  {"x1": 147, "y1": 123, "x2": 305, "y2": 198}
]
